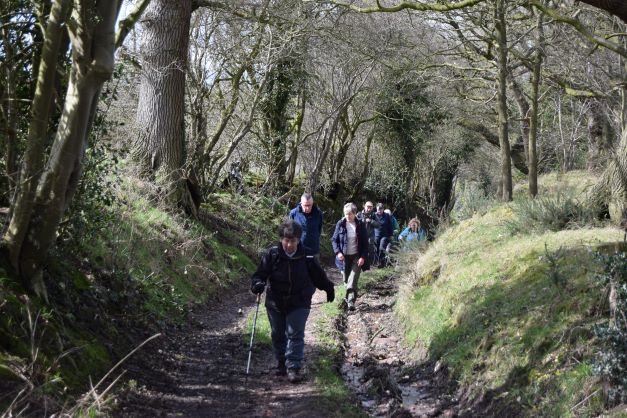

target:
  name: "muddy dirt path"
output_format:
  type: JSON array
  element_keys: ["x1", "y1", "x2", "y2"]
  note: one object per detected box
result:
[
  {"x1": 114, "y1": 267, "x2": 354, "y2": 418},
  {"x1": 114, "y1": 266, "x2": 458, "y2": 417},
  {"x1": 340, "y1": 272, "x2": 455, "y2": 417}
]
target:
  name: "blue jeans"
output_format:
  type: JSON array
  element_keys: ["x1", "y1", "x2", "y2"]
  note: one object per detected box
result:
[{"x1": 266, "y1": 306, "x2": 311, "y2": 370}]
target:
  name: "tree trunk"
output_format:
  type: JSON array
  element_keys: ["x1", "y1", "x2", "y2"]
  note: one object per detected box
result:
[
  {"x1": 1, "y1": 16, "x2": 19, "y2": 193},
  {"x1": 586, "y1": 100, "x2": 612, "y2": 170},
  {"x1": 607, "y1": 128, "x2": 627, "y2": 223},
  {"x1": 2, "y1": 0, "x2": 72, "y2": 294},
  {"x1": 428, "y1": 157, "x2": 458, "y2": 219},
  {"x1": 285, "y1": 89, "x2": 306, "y2": 187},
  {"x1": 2, "y1": 1, "x2": 122, "y2": 295},
  {"x1": 1, "y1": 0, "x2": 148, "y2": 296},
  {"x1": 495, "y1": 0, "x2": 512, "y2": 201},
  {"x1": 508, "y1": 76, "x2": 530, "y2": 162},
  {"x1": 458, "y1": 119, "x2": 528, "y2": 175},
  {"x1": 528, "y1": 10, "x2": 544, "y2": 197},
  {"x1": 307, "y1": 112, "x2": 343, "y2": 193},
  {"x1": 350, "y1": 126, "x2": 375, "y2": 201},
  {"x1": 261, "y1": 59, "x2": 296, "y2": 193},
  {"x1": 133, "y1": 0, "x2": 194, "y2": 211}
]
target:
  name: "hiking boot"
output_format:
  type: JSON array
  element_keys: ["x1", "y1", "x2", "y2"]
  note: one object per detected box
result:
[
  {"x1": 287, "y1": 368, "x2": 303, "y2": 383},
  {"x1": 347, "y1": 300, "x2": 356, "y2": 311},
  {"x1": 275, "y1": 361, "x2": 287, "y2": 376}
]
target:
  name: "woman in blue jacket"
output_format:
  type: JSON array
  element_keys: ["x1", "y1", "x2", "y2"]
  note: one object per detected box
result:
[
  {"x1": 331, "y1": 203, "x2": 369, "y2": 311},
  {"x1": 398, "y1": 218, "x2": 427, "y2": 246}
]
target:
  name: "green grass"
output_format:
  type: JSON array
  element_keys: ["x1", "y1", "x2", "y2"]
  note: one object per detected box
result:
[
  {"x1": 72, "y1": 178, "x2": 278, "y2": 322},
  {"x1": 513, "y1": 169, "x2": 597, "y2": 199},
  {"x1": 397, "y1": 176, "x2": 624, "y2": 416},
  {"x1": 311, "y1": 294, "x2": 367, "y2": 418},
  {"x1": 245, "y1": 303, "x2": 271, "y2": 347}
]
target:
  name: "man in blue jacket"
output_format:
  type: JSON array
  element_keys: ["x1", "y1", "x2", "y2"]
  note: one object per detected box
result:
[{"x1": 289, "y1": 193, "x2": 323, "y2": 260}]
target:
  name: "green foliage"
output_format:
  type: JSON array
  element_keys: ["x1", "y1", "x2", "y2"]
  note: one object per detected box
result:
[
  {"x1": 542, "y1": 244, "x2": 568, "y2": 291},
  {"x1": 363, "y1": 161, "x2": 412, "y2": 208},
  {"x1": 375, "y1": 70, "x2": 445, "y2": 171},
  {"x1": 592, "y1": 251, "x2": 627, "y2": 405},
  {"x1": 363, "y1": 66, "x2": 448, "y2": 209},
  {"x1": 58, "y1": 69, "x2": 124, "y2": 248},
  {"x1": 508, "y1": 192, "x2": 604, "y2": 234}
]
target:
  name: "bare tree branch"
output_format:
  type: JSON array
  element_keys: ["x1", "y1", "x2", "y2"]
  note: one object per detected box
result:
[
  {"x1": 529, "y1": 0, "x2": 627, "y2": 58},
  {"x1": 322, "y1": 0, "x2": 487, "y2": 13},
  {"x1": 115, "y1": 0, "x2": 152, "y2": 49}
]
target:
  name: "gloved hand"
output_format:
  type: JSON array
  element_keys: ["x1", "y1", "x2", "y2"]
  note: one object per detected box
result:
[
  {"x1": 326, "y1": 286, "x2": 335, "y2": 303},
  {"x1": 251, "y1": 280, "x2": 265, "y2": 295}
]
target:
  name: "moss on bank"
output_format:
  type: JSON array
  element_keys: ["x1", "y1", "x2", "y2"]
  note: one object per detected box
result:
[
  {"x1": 0, "y1": 182, "x2": 281, "y2": 415},
  {"x1": 397, "y1": 192, "x2": 624, "y2": 416}
]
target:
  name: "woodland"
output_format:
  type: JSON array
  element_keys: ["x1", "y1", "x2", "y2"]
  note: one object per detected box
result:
[{"x1": 1, "y1": 0, "x2": 627, "y2": 417}]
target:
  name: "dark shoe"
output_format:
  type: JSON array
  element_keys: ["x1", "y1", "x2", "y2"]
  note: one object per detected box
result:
[
  {"x1": 287, "y1": 368, "x2": 303, "y2": 383},
  {"x1": 275, "y1": 361, "x2": 287, "y2": 376}
]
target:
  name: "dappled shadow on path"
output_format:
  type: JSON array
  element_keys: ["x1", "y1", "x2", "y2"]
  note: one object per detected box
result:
[{"x1": 114, "y1": 280, "x2": 349, "y2": 418}]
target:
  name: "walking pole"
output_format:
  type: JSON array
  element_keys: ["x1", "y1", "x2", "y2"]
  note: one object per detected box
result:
[{"x1": 246, "y1": 294, "x2": 262, "y2": 377}]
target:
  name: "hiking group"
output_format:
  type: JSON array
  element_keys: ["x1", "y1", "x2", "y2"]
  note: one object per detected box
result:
[{"x1": 249, "y1": 192, "x2": 427, "y2": 383}]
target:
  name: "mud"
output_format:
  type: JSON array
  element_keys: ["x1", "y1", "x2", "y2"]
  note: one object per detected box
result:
[
  {"x1": 340, "y1": 273, "x2": 455, "y2": 417},
  {"x1": 114, "y1": 266, "x2": 460, "y2": 417},
  {"x1": 114, "y1": 265, "x2": 351, "y2": 418}
]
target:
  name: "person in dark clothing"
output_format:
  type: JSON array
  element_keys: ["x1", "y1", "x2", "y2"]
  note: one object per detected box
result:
[
  {"x1": 331, "y1": 203, "x2": 369, "y2": 311},
  {"x1": 373, "y1": 203, "x2": 394, "y2": 267},
  {"x1": 288, "y1": 192, "x2": 323, "y2": 259},
  {"x1": 356, "y1": 201, "x2": 380, "y2": 239},
  {"x1": 356, "y1": 201, "x2": 380, "y2": 266},
  {"x1": 250, "y1": 220, "x2": 335, "y2": 383}
]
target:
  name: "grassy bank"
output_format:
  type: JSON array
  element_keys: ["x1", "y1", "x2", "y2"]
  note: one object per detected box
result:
[
  {"x1": 396, "y1": 180, "x2": 625, "y2": 416},
  {"x1": 0, "y1": 178, "x2": 281, "y2": 415}
]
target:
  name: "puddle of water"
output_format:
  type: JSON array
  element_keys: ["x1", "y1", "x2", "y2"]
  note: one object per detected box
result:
[
  {"x1": 344, "y1": 359, "x2": 440, "y2": 416},
  {"x1": 341, "y1": 363, "x2": 383, "y2": 411},
  {"x1": 400, "y1": 384, "x2": 429, "y2": 407},
  {"x1": 341, "y1": 363, "x2": 364, "y2": 388}
]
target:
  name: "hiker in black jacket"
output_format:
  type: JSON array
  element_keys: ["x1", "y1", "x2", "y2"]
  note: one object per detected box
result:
[{"x1": 250, "y1": 219, "x2": 335, "y2": 383}]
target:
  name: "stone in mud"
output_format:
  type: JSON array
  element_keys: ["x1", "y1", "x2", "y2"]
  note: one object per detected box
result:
[{"x1": 397, "y1": 374, "x2": 411, "y2": 383}]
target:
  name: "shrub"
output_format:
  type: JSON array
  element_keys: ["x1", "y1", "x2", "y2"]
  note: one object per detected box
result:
[
  {"x1": 451, "y1": 181, "x2": 497, "y2": 222},
  {"x1": 507, "y1": 192, "x2": 603, "y2": 234}
]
